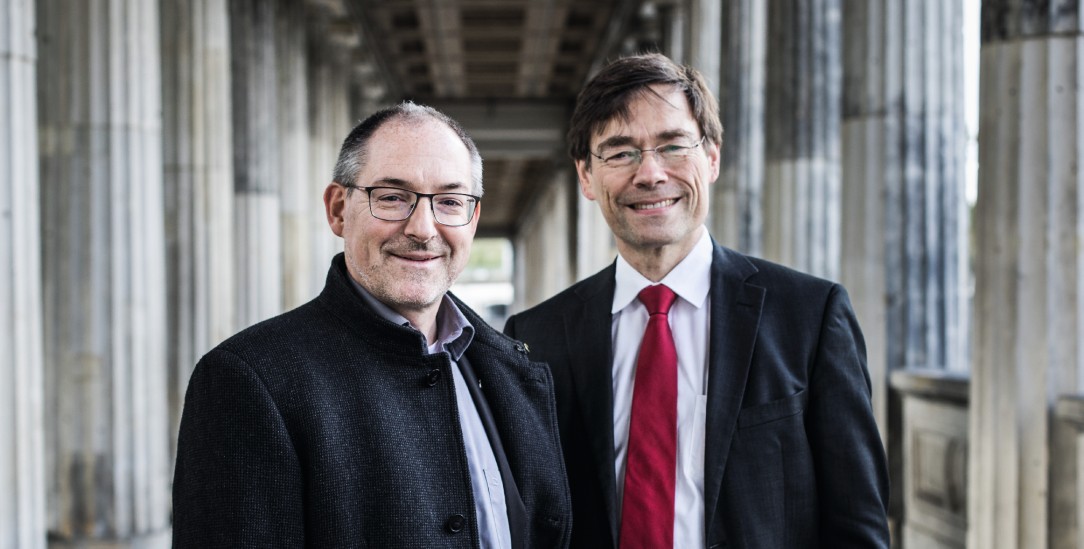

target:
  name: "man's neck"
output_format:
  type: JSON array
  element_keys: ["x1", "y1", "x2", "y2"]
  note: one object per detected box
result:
[
  {"x1": 617, "y1": 226, "x2": 705, "y2": 282},
  {"x1": 397, "y1": 306, "x2": 440, "y2": 346}
]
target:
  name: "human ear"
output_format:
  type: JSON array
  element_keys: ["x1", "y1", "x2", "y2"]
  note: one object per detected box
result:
[
  {"x1": 323, "y1": 183, "x2": 348, "y2": 237},
  {"x1": 575, "y1": 160, "x2": 597, "y2": 201}
]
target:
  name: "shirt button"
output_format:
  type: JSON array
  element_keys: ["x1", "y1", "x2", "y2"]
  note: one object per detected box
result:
[
  {"x1": 445, "y1": 513, "x2": 466, "y2": 533},
  {"x1": 426, "y1": 369, "x2": 441, "y2": 387}
]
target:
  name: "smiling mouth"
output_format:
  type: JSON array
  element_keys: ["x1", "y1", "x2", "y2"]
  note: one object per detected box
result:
[
  {"x1": 393, "y1": 254, "x2": 439, "y2": 262},
  {"x1": 630, "y1": 198, "x2": 677, "y2": 210}
]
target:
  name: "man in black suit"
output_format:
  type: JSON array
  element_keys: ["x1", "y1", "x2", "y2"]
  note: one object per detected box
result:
[
  {"x1": 504, "y1": 53, "x2": 889, "y2": 548},
  {"x1": 173, "y1": 102, "x2": 571, "y2": 548}
]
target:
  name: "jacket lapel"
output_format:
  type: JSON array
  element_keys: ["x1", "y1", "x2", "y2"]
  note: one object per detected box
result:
[
  {"x1": 703, "y1": 245, "x2": 764, "y2": 541},
  {"x1": 564, "y1": 265, "x2": 620, "y2": 546}
]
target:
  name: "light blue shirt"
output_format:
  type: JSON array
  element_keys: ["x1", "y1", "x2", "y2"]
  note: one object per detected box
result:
[{"x1": 350, "y1": 280, "x2": 512, "y2": 549}]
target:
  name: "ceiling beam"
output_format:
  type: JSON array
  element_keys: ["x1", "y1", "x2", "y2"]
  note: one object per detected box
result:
[{"x1": 428, "y1": 100, "x2": 571, "y2": 160}]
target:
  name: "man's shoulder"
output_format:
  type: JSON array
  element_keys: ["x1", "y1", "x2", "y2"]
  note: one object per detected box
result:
[
  {"x1": 710, "y1": 243, "x2": 835, "y2": 290},
  {"x1": 513, "y1": 265, "x2": 613, "y2": 322},
  {"x1": 205, "y1": 299, "x2": 330, "y2": 364}
]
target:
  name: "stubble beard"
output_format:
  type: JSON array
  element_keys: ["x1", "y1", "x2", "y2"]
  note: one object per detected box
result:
[{"x1": 349, "y1": 240, "x2": 456, "y2": 313}]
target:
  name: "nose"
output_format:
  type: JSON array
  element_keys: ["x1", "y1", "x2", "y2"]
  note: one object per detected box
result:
[
  {"x1": 403, "y1": 196, "x2": 439, "y2": 242},
  {"x1": 633, "y1": 149, "x2": 668, "y2": 186}
]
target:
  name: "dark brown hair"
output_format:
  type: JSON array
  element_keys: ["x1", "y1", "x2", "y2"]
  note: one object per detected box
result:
[{"x1": 567, "y1": 53, "x2": 722, "y2": 166}]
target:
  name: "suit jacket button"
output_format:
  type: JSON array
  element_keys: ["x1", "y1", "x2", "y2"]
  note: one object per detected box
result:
[
  {"x1": 426, "y1": 369, "x2": 441, "y2": 386},
  {"x1": 445, "y1": 513, "x2": 466, "y2": 533}
]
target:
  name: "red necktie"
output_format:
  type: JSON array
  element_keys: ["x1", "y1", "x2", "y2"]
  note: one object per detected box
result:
[{"x1": 620, "y1": 284, "x2": 678, "y2": 549}]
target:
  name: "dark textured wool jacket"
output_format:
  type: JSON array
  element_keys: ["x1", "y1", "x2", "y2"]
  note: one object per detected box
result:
[{"x1": 173, "y1": 253, "x2": 572, "y2": 548}]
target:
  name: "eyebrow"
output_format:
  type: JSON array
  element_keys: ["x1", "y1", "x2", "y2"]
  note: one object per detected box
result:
[
  {"x1": 370, "y1": 177, "x2": 470, "y2": 192},
  {"x1": 595, "y1": 129, "x2": 698, "y2": 150}
]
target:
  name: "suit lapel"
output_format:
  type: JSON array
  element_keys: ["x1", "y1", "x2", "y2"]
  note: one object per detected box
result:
[
  {"x1": 563, "y1": 265, "x2": 620, "y2": 546},
  {"x1": 703, "y1": 245, "x2": 764, "y2": 541}
]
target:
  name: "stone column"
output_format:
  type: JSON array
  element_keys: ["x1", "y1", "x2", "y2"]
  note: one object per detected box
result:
[
  {"x1": 575, "y1": 190, "x2": 616, "y2": 281},
  {"x1": 277, "y1": 0, "x2": 312, "y2": 309},
  {"x1": 840, "y1": 3, "x2": 967, "y2": 533},
  {"x1": 970, "y1": 2, "x2": 1084, "y2": 548},
  {"x1": 686, "y1": 0, "x2": 721, "y2": 101},
  {"x1": 308, "y1": 58, "x2": 339, "y2": 274},
  {"x1": 230, "y1": 0, "x2": 283, "y2": 327},
  {"x1": 714, "y1": 0, "x2": 767, "y2": 254},
  {"x1": 160, "y1": 0, "x2": 236, "y2": 455},
  {"x1": 1, "y1": 0, "x2": 46, "y2": 547},
  {"x1": 652, "y1": 1, "x2": 686, "y2": 63},
  {"x1": 307, "y1": 51, "x2": 351, "y2": 290},
  {"x1": 37, "y1": 0, "x2": 171, "y2": 545},
  {"x1": 512, "y1": 169, "x2": 573, "y2": 311},
  {"x1": 763, "y1": 0, "x2": 843, "y2": 280}
]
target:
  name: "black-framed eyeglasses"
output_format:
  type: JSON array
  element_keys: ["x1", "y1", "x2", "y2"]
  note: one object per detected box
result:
[
  {"x1": 590, "y1": 135, "x2": 706, "y2": 170},
  {"x1": 345, "y1": 185, "x2": 480, "y2": 227}
]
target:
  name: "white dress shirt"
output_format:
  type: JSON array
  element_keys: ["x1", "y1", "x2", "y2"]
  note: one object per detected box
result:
[
  {"x1": 351, "y1": 281, "x2": 512, "y2": 549},
  {"x1": 611, "y1": 229, "x2": 712, "y2": 548}
]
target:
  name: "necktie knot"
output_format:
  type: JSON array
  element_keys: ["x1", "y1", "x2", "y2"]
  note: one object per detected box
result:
[{"x1": 638, "y1": 284, "x2": 677, "y2": 316}]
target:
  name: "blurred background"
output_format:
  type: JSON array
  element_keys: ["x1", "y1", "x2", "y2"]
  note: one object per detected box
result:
[{"x1": 3, "y1": 0, "x2": 1083, "y2": 547}]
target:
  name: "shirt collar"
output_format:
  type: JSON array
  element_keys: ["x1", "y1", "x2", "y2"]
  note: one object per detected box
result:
[
  {"x1": 612, "y1": 229, "x2": 713, "y2": 314},
  {"x1": 348, "y1": 275, "x2": 475, "y2": 360}
]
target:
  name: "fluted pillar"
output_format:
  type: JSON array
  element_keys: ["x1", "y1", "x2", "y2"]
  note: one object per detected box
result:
[
  {"x1": 840, "y1": 0, "x2": 968, "y2": 445},
  {"x1": 575, "y1": 191, "x2": 616, "y2": 281},
  {"x1": 160, "y1": 0, "x2": 235, "y2": 455},
  {"x1": 686, "y1": 0, "x2": 721, "y2": 101},
  {"x1": 307, "y1": 52, "x2": 348, "y2": 288},
  {"x1": 841, "y1": 0, "x2": 967, "y2": 543},
  {"x1": 970, "y1": 2, "x2": 1084, "y2": 548},
  {"x1": 37, "y1": 0, "x2": 171, "y2": 545},
  {"x1": 714, "y1": 0, "x2": 767, "y2": 254},
  {"x1": 230, "y1": 0, "x2": 282, "y2": 327},
  {"x1": 1, "y1": 0, "x2": 46, "y2": 547},
  {"x1": 277, "y1": 0, "x2": 312, "y2": 308},
  {"x1": 763, "y1": 0, "x2": 843, "y2": 279},
  {"x1": 513, "y1": 169, "x2": 573, "y2": 310},
  {"x1": 652, "y1": 1, "x2": 686, "y2": 63}
]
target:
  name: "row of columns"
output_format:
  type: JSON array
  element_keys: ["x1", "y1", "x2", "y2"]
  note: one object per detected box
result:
[
  {"x1": 2, "y1": 0, "x2": 367, "y2": 545},
  {"x1": 684, "y1": 0, "x2": 1084, "y2": 546},
  {"x1": 683, "y1": 0, "x2": 968, "y2": 389}
]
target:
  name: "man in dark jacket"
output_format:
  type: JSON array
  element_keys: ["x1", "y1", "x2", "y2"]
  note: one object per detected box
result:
[
  {"x1": 504, "y1": 53, "x2": 889, "y2": 548},
  {"x1": 173, "y1": 102, "x2": 571, "y2": 548}
]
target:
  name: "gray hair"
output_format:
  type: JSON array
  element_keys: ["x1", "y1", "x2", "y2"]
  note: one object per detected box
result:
[{"x1": 332, "y1": 101, "x2": 484, "y2": 196}]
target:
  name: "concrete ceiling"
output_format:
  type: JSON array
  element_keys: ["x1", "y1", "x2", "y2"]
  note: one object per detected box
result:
[{"x1": 343, "y1": 0, "x2": 645, "y2": 236}]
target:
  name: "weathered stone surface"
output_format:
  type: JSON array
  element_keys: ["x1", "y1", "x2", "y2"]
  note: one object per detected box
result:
[
  {"x1": 715, "y1": 0, "x2": 766, "y2": 255},
  {"x1": 230, "y1": 0, "x2": 283, "y2": 328},
  {"x1": 763, "y1": 0, "x2": 843, "y2": 280},
  {"x1": 160, "y1": 0, "x2": 236, "y2": 458},
  {"x1": 1, "y1": 0, "x2": 46, "y2": 547},
  {"x1": 970, "y1": 12, "x2": 1084, "y2": 548},
  {"x1": 37, "y1": 0, "x2": 171, "y2": 544}
]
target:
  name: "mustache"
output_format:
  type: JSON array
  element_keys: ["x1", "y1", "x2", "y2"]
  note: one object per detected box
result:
[{"x1": 384, "y1": 238, "x2": 448, "y2": 255}]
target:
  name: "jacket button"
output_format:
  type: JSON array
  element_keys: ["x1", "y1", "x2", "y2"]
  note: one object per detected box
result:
[
  {"x1": 444, "y1": 513, "x2": 466, "y2": 533},
  {"x1": 426, "y1": 369, "x2": 441, "y2": 387}
]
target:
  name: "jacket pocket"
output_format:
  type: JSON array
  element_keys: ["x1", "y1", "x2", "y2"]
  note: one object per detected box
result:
[{"x1": 737, "y1": 389, "x2": 807, "y2": 429}]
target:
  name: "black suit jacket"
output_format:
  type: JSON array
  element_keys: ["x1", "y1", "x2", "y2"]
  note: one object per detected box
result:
[
  {"x1": 504, "y1": 243, "x2": 889, "y2": 548},
  {"x1": 173, "y1": 254, "x2": 571, "y2": 548}
]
